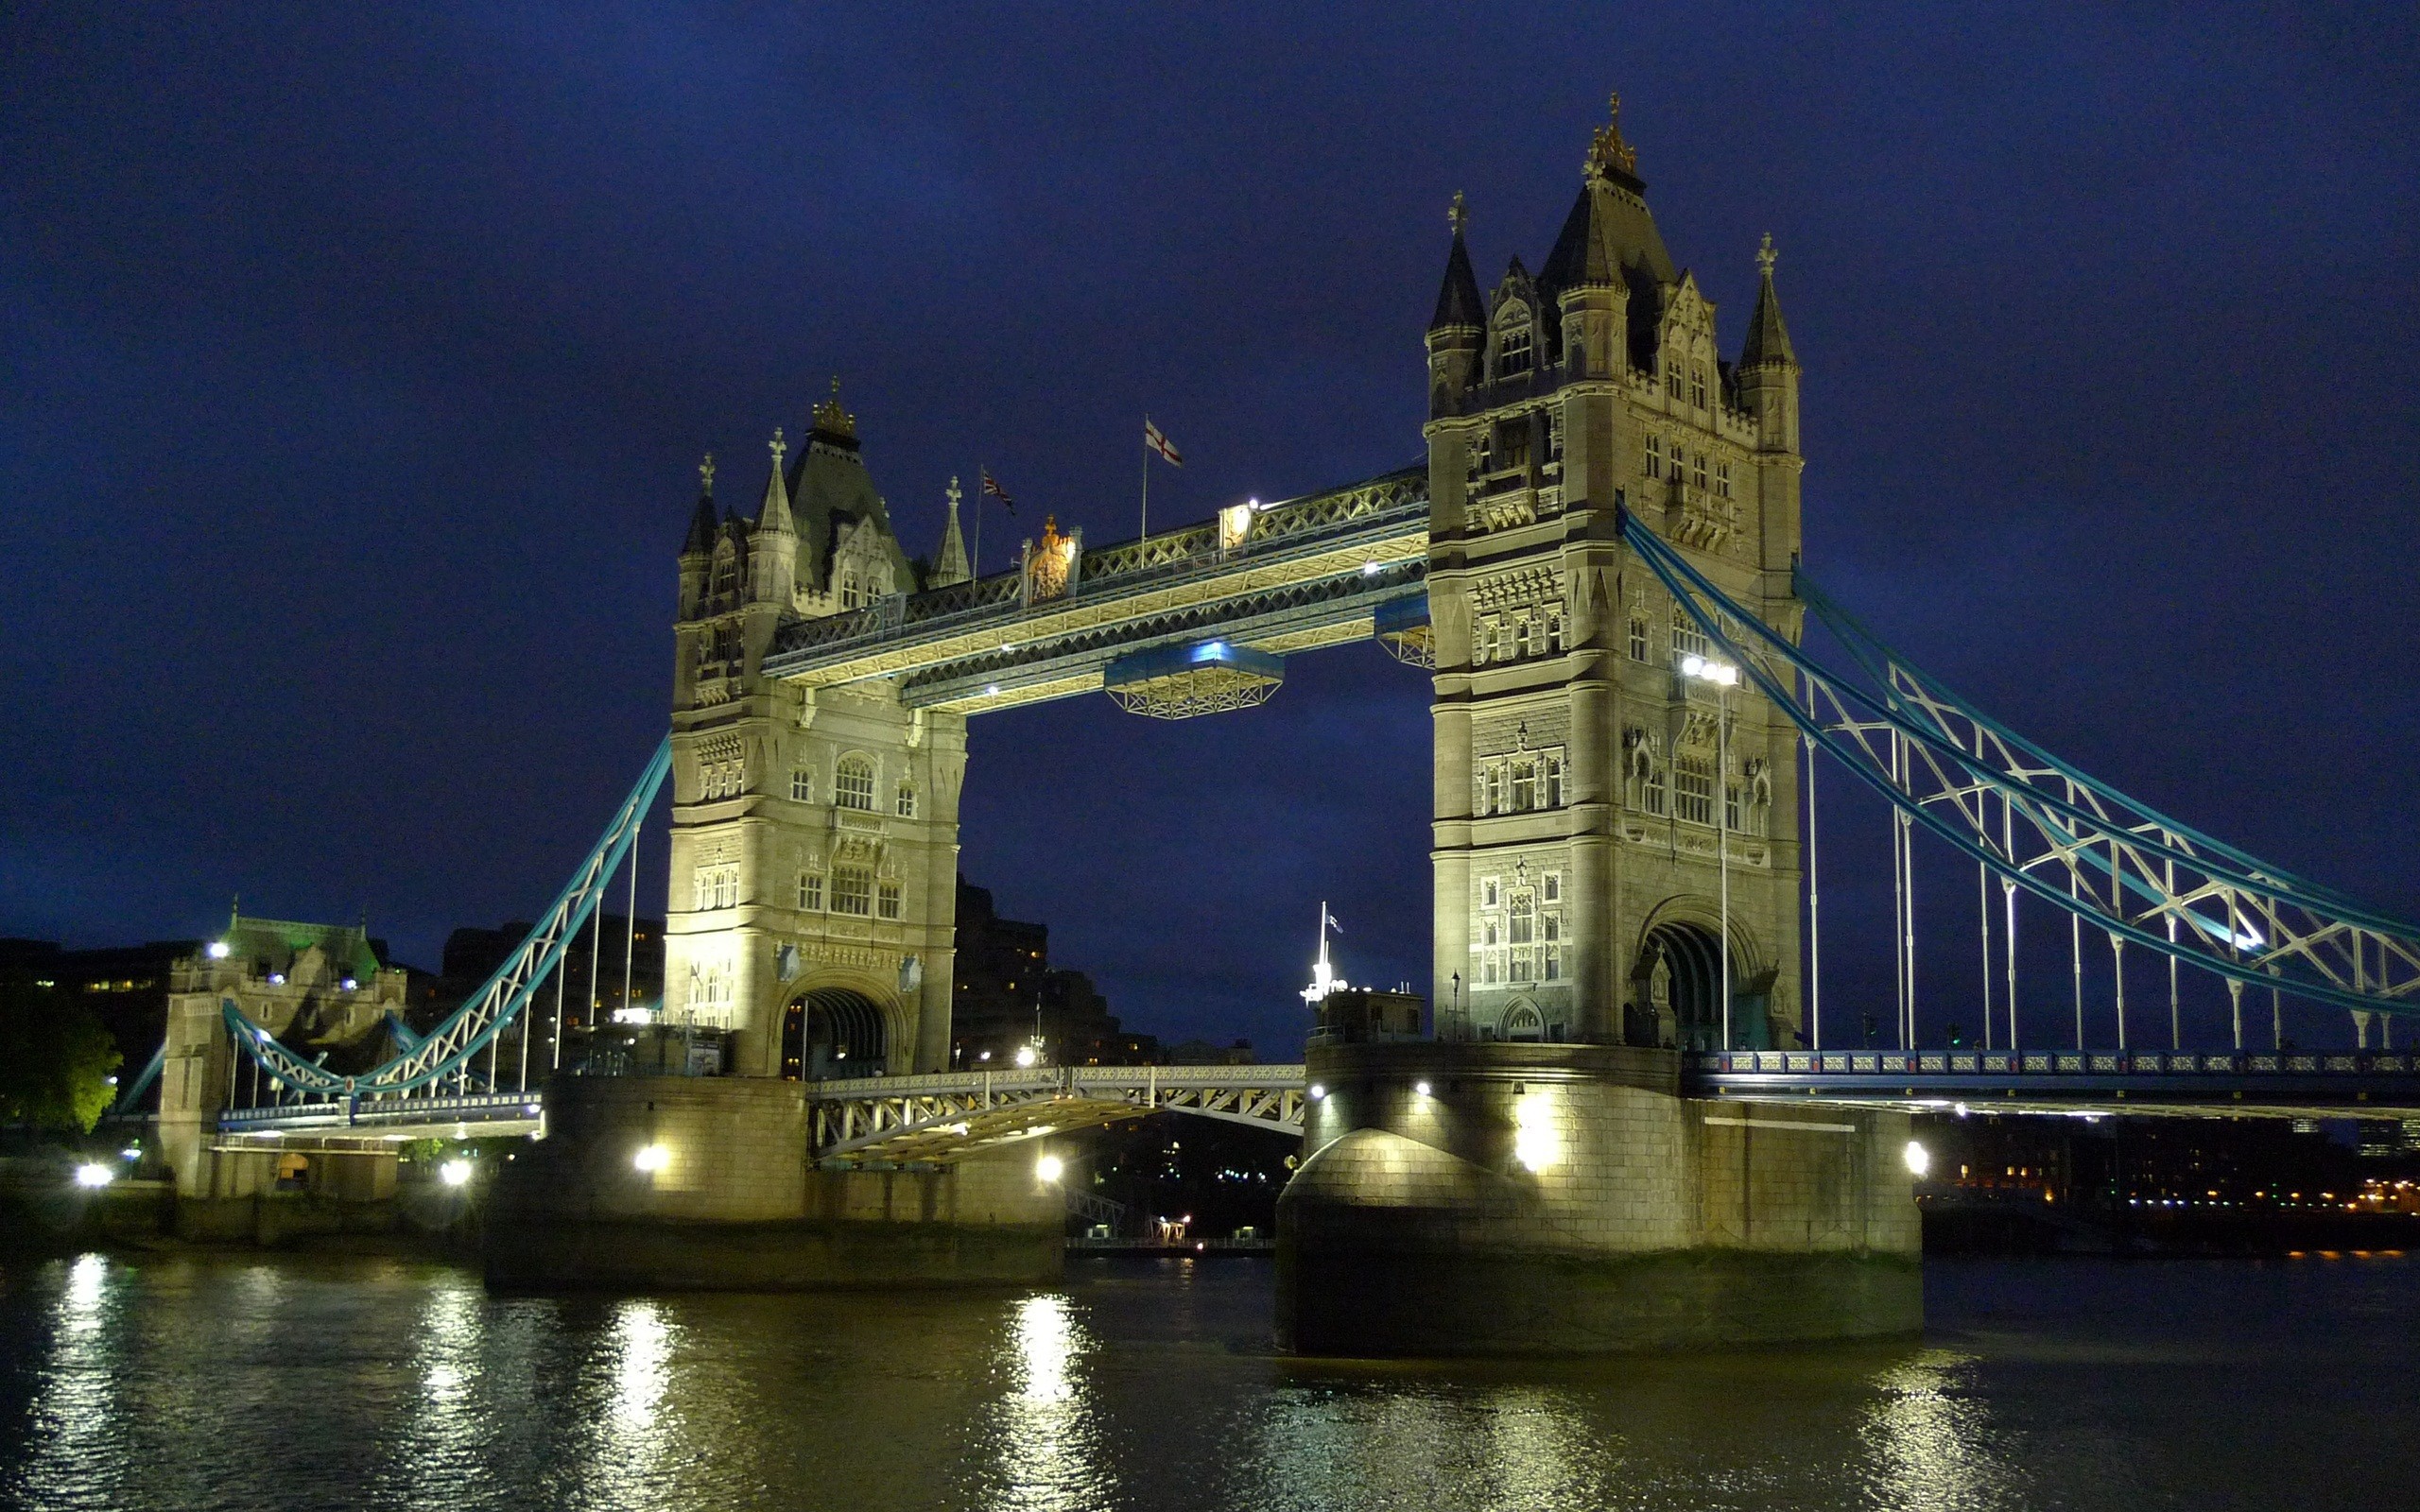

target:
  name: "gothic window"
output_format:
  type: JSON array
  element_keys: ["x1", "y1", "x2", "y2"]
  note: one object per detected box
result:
[
  {"x1": 831, "y1": 865, "x2": 873, "y2": 917},
  {"x1": 1543, "y1": 941, "x2": 1563, "y2": 981},
  {"x1": 1482, "y1": 917, "x2": 1500, "y2": 948},
  {"x1": 689, "y1": 960, "x2": 733, "y2": 1012},
  {"x1": 716, "y1": 867, "x2": 737, "y2": 909},
  {"x1": 1691, "y1": 451, "x2": 1708, "y2": 490},
  {"x1": 877, "y1": 880, "x2": 902, "y2": 920},
  {"x1": 1545, "y1": 602, "x2": 1565, "y2": 652},
  {"x1": 1497, "y1": 309, "x2": 1533, "y2": 378},
  {"x1": 1628, "y1": 611, "x2": 1650, "y2": 662},
  {"x1": 1543, "y1": 753, "x2": 1564, "y2": 808},
  {"x1": 1547, "y1": 409, "x2": 1564, "y2": 461},
  {"x1": 1511, "y1": 760, "x2": 1536, "y2": 812},
  {"x1": 1690, "y1": 365, "x2": 1707, "y2": 409},
  {"x1": 1726, "y1": 781, "x2": 1742, "y2": 832},
  {"x1": 712, "y1": 549, "x2": 736, "y2": 600},
  {"x1": 1543, "y1": 872, "x2": 1562, "y2": 904},
  {"x1": 693, "y1": 864, "x2": 738, "y2": 911},
  {"x1": 1512, "y1": 947, "x2": 1534, "y2": 982},
  {"x1": 1469, "y1": 427, "x2": 1493, "y2": 477},
  {"x1": 1483, "y1": 765, "x2": 1505, "y2": 815},
  {"x1": 790, "y1": 768, "x2": 812, "y2": 803},
  {"x1": 1482, "y1": 877, "x2": 1500, "y2": 909},
  {"x1": 1646, "y1": 433, "x2": 1664, "y2": 479},
  {"x1": 894, "y1": 782, "x2": 918, "y2": 818},
  {"x1": 834, "y1": 756, "x2": 876, "y2": 812},
  {"x1": 798, "y1": 870, "x2": 823, "y2": 911},
  {"x1": 1675, "y1": 754, "x2": 1716, "y2": 826},
  {"x1": 1644, "y1": 761, "x2": 1668, "y2": 816},
  {"x1": 1715, "y1": 459, "x2": 1732, "y2": 499},
  {"x1": 1665, "y1": 361, "x2": 1683, "y2": 400},
  {"x1": 1671, "y1": 606, "x2": 1709, "y2": 663},
  {"x1": 1509, "y1": 890, "x2": 1535, "y2": 945}
]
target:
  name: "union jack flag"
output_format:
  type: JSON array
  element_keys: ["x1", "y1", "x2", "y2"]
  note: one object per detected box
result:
[
  {"x1": 1145, "y1": 418, "x2": 1183, "y2": 467},
  {"x1": 980, "y1": 467, "x2": 1015, "y2": 513}
]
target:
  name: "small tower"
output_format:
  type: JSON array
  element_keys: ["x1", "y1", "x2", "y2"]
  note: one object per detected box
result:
[
  {"x1": 1736, "y1": 232, "x2": 1803, "y2": 573},
  {"x1": 1426, "y1": 191, "x2": 1485, "y2": 419},
  {"x1": 930, "y1": 475, "x2": 972, "y2": 588}
]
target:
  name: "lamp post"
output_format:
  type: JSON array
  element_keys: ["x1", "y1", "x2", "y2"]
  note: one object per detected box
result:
[
  {"x1": 1450, "y1": 971, "x2": 1462, "y2": 1041},
  {"x1": 1682, "y1": 653, "x2": 1740, "y2": 1050}
]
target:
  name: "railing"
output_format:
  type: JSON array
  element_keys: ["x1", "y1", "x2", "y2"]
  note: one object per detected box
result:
[{"x1": 1692, "y1": 1049, "x2": 2420, "y2": 1077}]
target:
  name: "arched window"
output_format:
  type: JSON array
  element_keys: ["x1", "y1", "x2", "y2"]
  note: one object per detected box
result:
[
  {"x1": 797, "y1": 870, "x2": 823, "y2": 910},
  {"x1": 831, "y1": 865, "x2": 873, "y2": 916},
  {"x1": 834, "y1": 756, "x2": 876, "y2": 812},
  {"x1": 711, "y1": 548, "x2": 736, "y2": 600},
  {"x1": 789, "y1": 768, "x2": 812, "y2": 802},
  {"x1": 1664, "y1": 361, "x2": 1683, "y2": 400},
  {"x1": 1643, "y1": 761, "x2": 1668, "y2": 816},
  {"x1": 1628, "y1": 612, "x2": 1651, "y2": 662},
  {"x1": 876, "y1": 880, "x2": 902, "y2": 920},
  {"x1": 1689, "y1": 364, "x2": 1707, "y2": 409},
  {"x1": 1542, "y1": 753, "x2": 1564, "y2": 808},
  {"x1": 1674, "y1": 754, "x2": 1716, "y2": 826},
  {"x1": 1496, "y1": 301, "x2": 1533, "y2": 378},
  {"x1": 1715, "y1": 459, "x2": 1732, "y2": 499},
  {"x1": 1670, "y1": 606, "x2": 1709, "y2": 663},
  {"x1": 1511, "y1": 759, "x2": 1537, "y2": 812},
  {"x1": 1645, "y1": 433, "x2": 1664, "y2": 479},
  {"x1": 1691, "y1": 451, "x2": 1708, "y2": 490},
  {"x1": 894, "y1": 782, "x2": 918, "y2": 818}
]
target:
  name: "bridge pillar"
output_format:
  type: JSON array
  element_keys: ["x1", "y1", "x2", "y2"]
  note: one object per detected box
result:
[{"x1": 1276, "y1": 1042, "x2": 1921, "y2": 1354}]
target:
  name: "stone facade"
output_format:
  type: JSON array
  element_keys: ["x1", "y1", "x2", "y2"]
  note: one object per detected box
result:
[
  {"x1": 1425, "y1": 103, "x2": 1806, "y2": 1053},
  {"x1": 666, "y1": 389, "x2": 966, "y2": 1079}
]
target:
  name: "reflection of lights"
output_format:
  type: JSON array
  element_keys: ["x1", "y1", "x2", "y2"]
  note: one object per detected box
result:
[
  {"x1": 73, "y1": 1163, "x2": 115, "y2": 1189},
  {"x1": 1513, "y1": 1093, "x2": 1557, "y2": 1172},
  {"x1": 1036, "y1": 1154, "x2": 1064, "y2": 1184},
  {"x1": 206, "y1": 940, "x2": 231, "y2": 959},
  {"x1": 439, "y1": 1160, "x2": 474, "y2": 1188},
  {"x1": 632, "y1": 1143, "x2": 670, "y2": 1174},
  {"x1": 1905, "y1": 1141, "x2": 1931, "y2": 1177},
  {"x1": 1012, "y1": 1294, "x2": 1076, "y2": 1404},
  {"x1": 611, "y1": 1301, "x2": 672, "y2": 1429}
]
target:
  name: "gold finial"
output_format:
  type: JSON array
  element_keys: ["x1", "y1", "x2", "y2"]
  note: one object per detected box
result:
[
  {"x1": 769, "y1": 427, "x2": 786, "y2": 469},
  {"x1": 811, "y1": 375, "x2": 857, "y2": 441},
  {"x1": 1756, "y1": 232, "x2": 1778, "y2": 278},
  {"x1": 1448, "y1": 189, "x2": 1468, "y2": 237},
  {"x1": 1587, "y1": 90, "x2": 1637, "y2": 179},
  {"x1": 700, "y1": 452, "x2": 715, "y2": 494}
]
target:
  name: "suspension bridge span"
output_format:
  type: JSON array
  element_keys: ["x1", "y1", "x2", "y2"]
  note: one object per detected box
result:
[{"x1": 132, "y1": 102, "x2": 2416, "y2": 1352}]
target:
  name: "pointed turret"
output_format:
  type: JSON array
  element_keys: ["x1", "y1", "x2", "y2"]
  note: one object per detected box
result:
[
  {"x1": 930, "y1": 475, "x2": 971, "y2": 588},
  {"x1": 757, "y1": 428, "x2": 795, "y2": 535},
  {"x1": 683, "y1": 453, "x2": 718, "y2": 556},
  {"x1": 1429, "y1": 191, "x2": 1485, "y2": 334},
  {"x1": 1426, "y1": 192, "x2": 1485, "y2": 418},
  {"x1": 1540, "y1": 94, "x2": 1676, "y2": 376},
  {"x1": 1739, "y1": 232, "x2": 1796, "y2": 369}
]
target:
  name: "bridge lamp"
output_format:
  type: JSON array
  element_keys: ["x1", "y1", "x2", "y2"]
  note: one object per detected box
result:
[
  {"x1": 632, "y1": 1143, "x2": 671, "y2": 1175},
  {"x1": 1413, "y1": 1081, "x2": 1431, "y2": 1098},
  {"x1": 1308, "y1": 1083, "x2": 1325, "y2": 1100},
  {"x1": 1014, "y1": 1043, "x2": 1039, "y2": 1069},
  {"x1": 1903, "y1": 1140, "x2": 1931, "y2": 1177},
  {"x1": 439, "y1": 1159, "x2": 474, "y2": 1188},
  {"x1": 1035, "y1": 1153, "x2": 1064, "y2": 1184},
  {"x1": 206, "y1": 941, "x2": 231, "y2": 960},
  {"x1": 73, "y1": 1162, "x2": 115, "y2": 1189}
]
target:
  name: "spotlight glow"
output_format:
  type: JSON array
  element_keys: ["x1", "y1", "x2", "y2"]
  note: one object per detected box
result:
[
  {"x1": 632, "y1": 1143, "x2": 671, "y2": 1174},
  {"x1": 1035, "y1": 1153, "x2": 1064, "y2": 1184},
  {"x1": 1904, "y1": 1140, "x2": 1931, "y2": 1177},
  {"x1": 73, "y1": 1162, "x2": 115, "y2": 1189},
  {"x1": 205, "y1": 941, "x2": 231, "y2": 959},
  {"x1": 439, "y1": 1159, "x2": 474, "y2": 1188}
]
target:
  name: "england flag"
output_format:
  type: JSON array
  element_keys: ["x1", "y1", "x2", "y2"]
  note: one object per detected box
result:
[{"x1": 1145, "y1": 418, "x2": 1183, "y2": 467}]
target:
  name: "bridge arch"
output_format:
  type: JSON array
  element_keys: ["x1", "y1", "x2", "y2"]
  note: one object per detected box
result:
[
  {"x1": 1633, "y1": 900, "x2": 1769, "y2": 1052},
  {"x1": 780, "y1": 977, "x2": 904, "y2": 1080}
]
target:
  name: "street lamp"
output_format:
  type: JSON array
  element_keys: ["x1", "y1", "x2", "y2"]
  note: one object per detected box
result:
[
  {"x1": 1449, "y1": 971, "x2": 1461, "y2": 1041},
  {"x1": 1680, "y1": 653, "x2": 1740, "y2": 1050}
]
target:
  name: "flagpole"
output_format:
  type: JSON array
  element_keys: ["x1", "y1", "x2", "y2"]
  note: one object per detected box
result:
[
  {"x1": 973, "y1": 467, "x2": 984, "y2": 577},
  {"x1": 1140, "y1": 417, "x2": 1150, "y2": 540}
]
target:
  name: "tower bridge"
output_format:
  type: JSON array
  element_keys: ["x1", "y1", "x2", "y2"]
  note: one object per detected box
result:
[{"x1": 144, "y1": 99, "x2": 2420, "y2": 1351}]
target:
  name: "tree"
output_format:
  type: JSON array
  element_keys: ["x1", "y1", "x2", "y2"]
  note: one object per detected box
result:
[{"x1": 0, "y1": 977, "x2": 124, "y2": 1133}]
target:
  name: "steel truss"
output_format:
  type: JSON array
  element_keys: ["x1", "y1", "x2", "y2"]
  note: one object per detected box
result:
[
  {"x1": 806, "y1": 1065, "x2": 1307, "y2": 1165},
  {"x1": 222, "y1": 738, "x2": 672, "y2": 1106},
  {"x1": 1619, "y1": 510, "x2": 2420, "y2": 1023}
]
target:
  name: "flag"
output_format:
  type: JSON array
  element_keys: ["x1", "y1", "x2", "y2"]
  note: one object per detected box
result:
[
  {"x1": 980, "y1": 467, "x2": 1015, "y2": 513},
  {"x1": 1145, "y1": 418, "x2": 1183, "y2": 467},
  {"x1": 1324, "y1": 910, "x2": 1343, "y2": 935}
]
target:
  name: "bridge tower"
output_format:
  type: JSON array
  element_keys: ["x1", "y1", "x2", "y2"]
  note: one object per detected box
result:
[
  {"x1": 1424, "y1": 100, "x2": 1806, "y2": 1054},
  {"x1": 664, "y1": 387, "x2": 965, "y2": 1080}
]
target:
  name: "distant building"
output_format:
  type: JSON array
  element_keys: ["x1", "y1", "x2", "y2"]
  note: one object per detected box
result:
[
  {"x1": 436, "y1": 915, "x2": 665, "y2": 1040},
  {"x1": 950, "y1": 877, "x2": 1157, "y2": 1067},
  {"x1": 1167, "y1": 1039, "x2": 1256, "y2": 1066},
  {"x1": 1310, "y1": 988, "x2": 1426, "y2": 1046}
]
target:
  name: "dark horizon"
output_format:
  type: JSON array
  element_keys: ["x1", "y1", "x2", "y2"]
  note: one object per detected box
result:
[{"x1": 5, "y1": 7, "x2": 2415, "y2": 1057}]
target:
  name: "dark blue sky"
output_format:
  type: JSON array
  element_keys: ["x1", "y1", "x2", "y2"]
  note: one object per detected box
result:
[{"x1": 5, "y1": 6, "x2": 2414, "y2": 1055}]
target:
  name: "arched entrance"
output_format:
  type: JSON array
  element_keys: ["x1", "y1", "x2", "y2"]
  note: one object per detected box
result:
[
  {"x1": 1634, "y1": 919, "x2": 1750, "y2": 1053},
  {"x1": 781, "y1": 988, "x2": 888, "y2": 1080},
  {"x1": 1501, "y1": 999, "x2": 1545, "y2": 1042}
]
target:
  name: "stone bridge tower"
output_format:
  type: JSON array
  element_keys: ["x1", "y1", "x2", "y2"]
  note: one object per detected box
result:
[
  {"x1": 665, "y1": 387, "x2": 965, "y2": 1079},
  {"x1": 1423, "y1": 101, "x2": 1806, "y2": 1054}
]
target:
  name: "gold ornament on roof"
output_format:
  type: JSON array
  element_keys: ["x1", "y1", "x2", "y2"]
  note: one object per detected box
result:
[
  {"x1": 1448, "y1": 189, "x2": 1468, "y2": 237},
  {"x1": 1757, "y1": 232, "x2": 1778, "y2": 278},
  {"x1": 1587, "y1": 91, "x2": 1637, "y2": 179},
  {"x1": 811, "y1": 375, "x2": 857, "y2": 441}
]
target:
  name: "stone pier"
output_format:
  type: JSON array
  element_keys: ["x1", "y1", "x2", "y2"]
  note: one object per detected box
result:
[{"x1": 1277, "y1": 1042, "x2": 1921, "y2": 1355}]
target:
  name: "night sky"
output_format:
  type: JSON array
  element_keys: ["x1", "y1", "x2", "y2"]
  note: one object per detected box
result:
[{"x1": 5, "y1": 7, "x2": 2415, "y2": 1057}]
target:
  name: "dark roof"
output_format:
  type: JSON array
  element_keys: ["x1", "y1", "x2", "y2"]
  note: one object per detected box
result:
[
  {"x1": 1740, "y1": 267, "x2": 1796, "y2": 368},
  {"x1": 682, "y1": 490, "x2": 717, "y2": 555},
  {"x1": 1428, "y1": 229, "x2": 1485, "y2": 332},
  {"x1": 1538, "y1": 177, "x2": 1676, "y2": 302}
]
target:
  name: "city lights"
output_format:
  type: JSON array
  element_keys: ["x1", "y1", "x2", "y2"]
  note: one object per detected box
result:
[
  {"x1": 439, "y1": 1160, "x2": 474, "y2": 1188},
  {"x1": 74, "y1": 1162, "x2": 115, "y2": 1189}
]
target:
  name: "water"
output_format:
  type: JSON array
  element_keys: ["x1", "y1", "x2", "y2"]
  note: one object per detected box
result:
[{"x1": 2, "y1": 1252, "x2": 2415, "y2": 1511}]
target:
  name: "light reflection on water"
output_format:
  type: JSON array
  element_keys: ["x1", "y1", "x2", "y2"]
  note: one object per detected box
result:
[{"x1": 1, "y1": 1253, "x2": 2416, "y2": 1512}]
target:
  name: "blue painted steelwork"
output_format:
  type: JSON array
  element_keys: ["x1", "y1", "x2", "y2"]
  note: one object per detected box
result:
[
  {"x1": 1103, "y1": 638, "x2": 1284, "y2": 689},
  {"x1": 104, "y1": 1042, "x2": 164, "y2": 1118},
  {"x1": 1372, "y1": 593, "x2": 1429, "y2": 639},
  {"x1": 1618, "y1": 507, "x2": 2420, "y2": 1021},
  {"x1": 221, "y1": 737, "x2": 671, "y2": 1107}
]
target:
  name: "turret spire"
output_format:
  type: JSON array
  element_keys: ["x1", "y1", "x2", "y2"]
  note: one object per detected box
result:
[
  {"x1": 1740, "y1": 232, "x2": 1797, "y2": 369},
  {"x1": 759, "y1": 427, "x2": 796, "y2": 535},
  {"x1": 931, "y1": 474, "x2": 971, "y2": 587},
  {"x1": 682, "y1": 451, "x2": 717, "y2": 554},
  {"x1": 1428, "y1": 191, "x2": 1484, "y2": 333}
]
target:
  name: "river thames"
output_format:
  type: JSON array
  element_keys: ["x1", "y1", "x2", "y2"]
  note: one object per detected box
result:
[{"x1": 2, "y1": 1251, "x2": 2414, "y2": 1511}]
